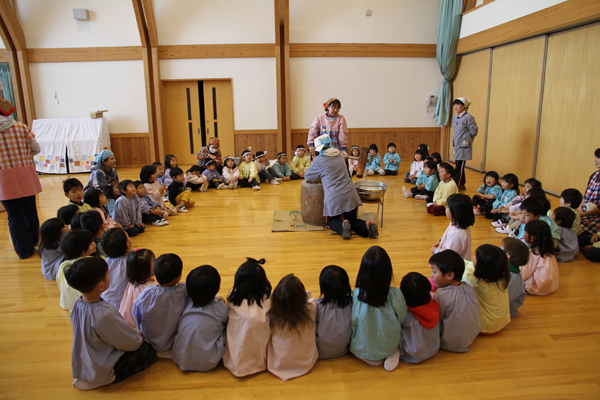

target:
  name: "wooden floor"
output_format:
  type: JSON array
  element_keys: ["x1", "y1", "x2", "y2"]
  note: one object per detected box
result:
[{"x1": 1, "y1": 165, "x2": 599, "y2": 399}]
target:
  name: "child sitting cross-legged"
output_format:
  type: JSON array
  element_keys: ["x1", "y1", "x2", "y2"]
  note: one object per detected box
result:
[
  {"x1": 472, "y1": 171, "x2": 502, "y2": 215},
  {"x1": 113, "y1": 180, "x2": 145, "y2": 237},
  {"x1": 399, "y1": 272, "x2": 440, "y2": 364},
  {"x1": 38, "y1": 217, "x2": 68, "y2": 280},
  {"x1": 185, "y1": 165, "x2": 209, "y2": 192},
  {"x1": 383, "y1": 143, "x2": 402, "y2": 176},
  {"x1": 551, "y1": 206, "x2": 579, "y2": 262},
  {"x1": 272, "y1": 152, "x2": 298, "y2": 181},
  {"x1": 431, "y1": 193, "x2": 474, "y2": 261},
  {"x1": 291, "y1": 145, "x2": 311, "y2": 179},
  {"x1": 222, "y1": 156, "x2": 240, "y2": 189},
  {"x1": 134, "y1": 180, "x2": 169, "y2": 227},
  {"x1": 430, "y1": 250, "x2": 481, "y2": 352},
  {"x1": 57, "y1": 229, "x2": 97, "y2": 311},
  {"x1": 366, "y1": 144, "x2": 384, "y2": 176},
  {"x1": 202, "y1": 160, "x2": 227, "y2": 189},
  {"x1": 66, "y1": 257, "x2": 157, "y2": 391},
  {"x1": 403, "y1": 159, "x2": 439, "y2": 201},
  {"x1": 239, "y1": 150, "x2": 261, "y2": 190},
  {"x1": 101, "y1": 228, "x2": 132, "y2": 310},
  {"x1": 500, "y1": 238, "x2": 529, "y2": 317},
  {"x1": 314, "y1": 265, "x2": 353, "y2": 360},
  {"x1": 168, "y1": 167, "x2": 196, "y2": 212},
  {"x1": 173, "y1": 265, "x2": 228, "y2": 372},
  {"x1": 485, "y1": 173, "x2": 519, "y2": 221},
  {"x1": 404, "y1": 149, "x2": 425, "y2": 183},
  {"x1": 119, "y1": 249, "x2": 157, "y2": 330},
  {"x1": 132, "y1": 253, "x2": 189, "y2": 359},
  {"x1": 427, "y1": 162, "x2": 458, "y2": 216},
  {"x1": 142, "y1": 163, "x2": 177, "y2": 216},
  {"x1": 521, "y1": 220, "x2": 559, "y2": 295}
]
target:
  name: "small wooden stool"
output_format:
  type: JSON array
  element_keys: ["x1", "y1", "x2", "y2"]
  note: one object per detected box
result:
[{"x1": 300, "y1": 180, "x2": 326, "y2": 226}]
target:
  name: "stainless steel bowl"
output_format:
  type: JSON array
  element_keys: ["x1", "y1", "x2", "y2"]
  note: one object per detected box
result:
[{"x1": 355, "y1": 180, "x2": 388, "y2": 201}]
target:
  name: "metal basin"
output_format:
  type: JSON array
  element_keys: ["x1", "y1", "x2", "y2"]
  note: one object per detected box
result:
[{"x1": 355, "y1": 180, "x2": 388, "y2": 201}]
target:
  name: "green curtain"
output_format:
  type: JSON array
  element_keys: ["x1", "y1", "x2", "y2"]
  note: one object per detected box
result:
[
  {"x1": 435, "y1": 0, "x2": 463, "y2": 126},
  {"x1": 0, "y1": 63, "x2": 16, "y2": 120}
]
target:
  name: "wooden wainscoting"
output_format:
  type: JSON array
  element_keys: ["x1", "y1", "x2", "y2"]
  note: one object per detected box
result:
[
  {"x1": 233, "y1": 130, "x2": 278, "y2": 158},
  {"x1": 291, "y1": 127, "x2": 441, "y2": 160},
  {"x1": 110, "y1": 133, "x2": 152, "y2": 167}
]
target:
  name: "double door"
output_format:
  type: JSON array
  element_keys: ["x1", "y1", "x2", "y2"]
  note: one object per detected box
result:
[{"x1": 164, "y1": 80, "x2": 234, "y2": 166}]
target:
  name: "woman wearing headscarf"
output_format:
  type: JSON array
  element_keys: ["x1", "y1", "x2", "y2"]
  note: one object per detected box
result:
[
  {"x1": 84, "y1": 149, "x2": 119, "y2": 192},
  {"x1": 0, "y1": 97, "x2": 43, "y2": 259},
  {"x1": 307, "y1": 98, "x2": 348, "y2": 157},
  {"x1": 451, "y1": 97, "x2": 478, "y2": 190},
  {"x1": 304, "y1": 134, "x2": 378, "y2": 240},
  {"x1": 196, "y1": 137, "x2": 223, "y2": 174}
]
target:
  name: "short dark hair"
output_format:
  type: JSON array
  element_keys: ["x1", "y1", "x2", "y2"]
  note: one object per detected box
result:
[
  {"x1": 64, "y1": 257, "x2": 108, "y2": 294},
  {"x1": 438, "y1": 162, "x2": 454, "y2": 176},
  {"x1": 368, "y1": 144, "x2": 378, "y2": 153},
  {"x1": 101, "y1": 228, "x2": 129, "y2": 258},
  {"x1": 428, "y1": 250, "x2": 464, "y2": 281},
  {"x1": 524, "y1": 178, "x2": 542, "y2": 190},
  {"x1": 525, "y1": 220, "x2": 556, "y2": 257},
  {"x1": 328, "y1": 99, "x2": 341, "y2": 108},
  {"x1": 595, "y1": 148, "x2": 600, "y2": 158},
  {"x1": 70, "y1": 213, "x2": 83, "y2": 230},
  {"x1": 83, "y1": 189, "x2": 103, "y2": 209},
  {"x1": 186, "y1": 265, "x2": 221, "y2": 307},
  {"x1": 57, "y1": 204, "x2": 79, "y2": 225},
  {"x1": 269, "y1": 274, "x2": 314, "y2": 334},
  {"x1": 387, "y1": 143, "x2": 396, "y2": 149},
  {"x1": 502, "y1": 173, "x2": 520, "y2": 195},
  {"x1": 355, "y1": 246, "x2": 393, "y2": 307},
  {"x1": 527, "y1": 187, "x2": 546, "y2": 198},
  {"x1": 169, "y1": 166, "x2": 184, "y2": 178},
  {"x1": 80, "y1": 211, "x2": 103, "y2": 236},
  {"x1": 140, "y1": 165, "x2": 157, "y2": 184},
  {"x1": 417, "y1": 144, "x2": 430, "y2": 159},
  {"x1": 319, "y1": 265, "x2": 352, "y2": 309},
  {"x1": 102, "y1": 180, "x2": 119, "y2": 201},
  {"x1": 520, "y1": 197, "x2": 545, "y2": 217},
  {"x1": 446, "y1": 193, "x2": 475, "y2": 229},
  {"x1": 424, "y1": 160, "x2": 437, "y2": 171},
  {"x1": 154, "y1": 253, "x2": 183, "y2": 285},
  {"x1": 501, "y1": 237, "x2": 530, "y2": 267},
  {"x1": 119, "y1": 179, "x2": 135, "y2": 195},
  {"x1": 60, "y1": 229, "x2": 94, "y2": 260},
  {"x1": 474, "y1": 244, "x2": 510, "y2": 290},
  {"x1": 227, "y1": 258, "x2": 271, "y2": 308},
  {"x1": 528, "y1": 194, "x2": 551, "y2": 214},
  {"x1": 151, "y1": 161, "x2": 162, "y2": 169},
  {"x1": 126, "y1": 249, "x2": 155, "y2": 285},
  {"x1": 415, "y1": 149, "x2": 426, "y2": 160},
  {"x1": 63, "y1": 178, "x2": 83, "y2": 193},
  {"x1": 431, "y1": 152, "x2": 442, "y2": 164},
  {"x1": 560, "y1": 188, "x2": 583, "y2": 209},
  {"x1": 400, "y1": 272, "x2": 432, "y2": 308},
  {"x1": 553, "y1": 206, "x2": 576, "y2": 229},
  {"x1": 38, "y1": 217, "x2": 66, "y2": 256},
  {"x1": 133, "y1": 180, "x2": 143, "y2": 189},
  {"x1": 186, "y1": 165, "x2": 202, "y2": 174},
  {"x1": 164, "y1": 154, "x2": 176, "y2": 169},
  {"x1": 483, "y1": 170, "x2": 499, "y2": 184},
  {"x1": 453, "y1": 99, "x2": 464, "y2": 106}
]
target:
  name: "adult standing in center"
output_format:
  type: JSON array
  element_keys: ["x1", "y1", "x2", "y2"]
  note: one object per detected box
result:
[
  {"x1": 307, "y1": 98, "x2": 348, "y2": 157},
  {"x1": 451, "y1": 97, "x2": 478, "y2": 191}
]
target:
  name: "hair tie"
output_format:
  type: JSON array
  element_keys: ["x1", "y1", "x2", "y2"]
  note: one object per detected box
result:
[
  {"x1": 257, "y1": 258, "x2": 266, "y2": 265},
  {"x1": 135, "y1": 248, "x2": 141, "y2": 252}
]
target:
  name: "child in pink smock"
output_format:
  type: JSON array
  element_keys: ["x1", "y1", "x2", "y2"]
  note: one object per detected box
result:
[
  {"x1": 348, "y1": 146, "x2": 360, "y2": 176},
  {"x1": 431, "y1": 194, "x2": 474, "y2": 261},
  {"x1": 119, "y1": 249, "x2": 157, "y2": 331},
  {"x1": 223, "y1": 258, "x2": 272, "y2": 377},
  {"x1": 267, "y1": 274, "x2": 318, "y2": 382},
  {"x1": 521, "y1": 220, "x2": 559, "y2": 295},
  {"x1": 83, "y1": 189, "x2": 120, "y2": 231}
]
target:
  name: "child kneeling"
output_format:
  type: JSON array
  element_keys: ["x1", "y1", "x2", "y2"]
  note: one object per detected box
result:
[{"x1": 66, "y1": 257, "x2": 156, "y2": 391}]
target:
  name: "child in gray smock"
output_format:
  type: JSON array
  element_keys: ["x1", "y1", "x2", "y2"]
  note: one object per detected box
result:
[
  {"x1": 39, "y1": 217, "x2": 67, "y2": 280},
  {"x1": 66, "y1": 257, "x2": 156, "y2": 391},
  {"x1": 313, "y1": 265, "x2": 352, "y2": 359},
  {"x1": 132, "y1": 254, "x2": 188, "y2": 358},
  {"x1": 101, "y1": 228, "x2": 132, "y2": 310},
  {"x1": 501, "y1": 238, "x2": 529, "y2": 317},
  {"x1": 552, "y1": 207, "x2": 579, "y2": 262},
  {"x1": 399, "y1": 273, "x2": 440, "y2": 363},
  {"x1": 429, "y1": 250, "x2": 481, "y2": 353},
  {"x1": 173, "y1": 266, "x2": 228, "y2": 372}
]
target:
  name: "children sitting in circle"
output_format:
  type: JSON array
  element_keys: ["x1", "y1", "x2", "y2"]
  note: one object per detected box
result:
[
  {"x1": 366, "y1": 144, "x2": 384, "y2": 176},
  {"x1": 113, "y1": 180, "x2": 145, "y2": 237},
  {"x1": 472, "y1": 171, "x2": 502, "y2": 215},
  {"x1": 222, "y1": 156, "x2": 240, "y2": 189},
  {"x1": 119, "y1": 249, "x2": 157, "y2": 330},
  {"x1": 403, "y1": 159, "x2": 439, "y2": 202},
  {"x1": 140, "y1": 164, "x2": 177, "y2": 216},
  {"x1": 255, "y1": 151, "x2": 280, "y2": 185},
  {"x1": 427, "y1": 162, "x2": 458, "y2": 216},
  {"x1": 202, "y1": 160, "x2": 227, "y2": 190},
  {"x1": 134, "y1": 180, "x2": 169, "y2": 227},
  {"x1": 383, "y1": 142, "x2": 401, "y2": 176},
  {"x1": 520, "y1": 220, "x2": 559, "y2": 295},
  {"x1": 431, "y1": 193, "x2": 474, "y2": 261},
  {"x1": 291, "y1": 145, "x2": 311, "y2": 179},
  {"x1": 168, "y1": 167, "x2": 195, "y2": 212},
  {"x1": 405, "y1": 149, "x2": 425, "y2": 183},
  {"x1": 83, "y1": 188, "x2": 120, "y2": 231},
  {"x1": 485, "y1": 173, "x2": 519, "y2": 220}
]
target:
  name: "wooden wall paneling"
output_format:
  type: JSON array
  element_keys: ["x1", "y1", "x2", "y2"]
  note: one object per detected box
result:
[
  {"x1": 289, "y1": 43, "x2": 436, "y2": 58},
  {"x1": 110, "y1": 133, "x2": 151, "y2": 166},
  {"x1": 485, "y1": 37, "x2": 545, "y2": 181},
  {"x1": 158, "y1": 44, "x2": 275, "y2": 59},
  {"x1": 26, "y1": 47, "x2": 142, "y2": 63},
  {"x1": 0, "y1": 48, "x2": 7, "y2": 61},
  {"x1": 234, "y1": 130, "x2": 278, "y2": 158},
  {"x1": 450, "y1": 49, "x2": 491, "y2": 171},
  {"x1": 457, "y1": 0, "x2": 600, "y2": 55},
  {"x1": 535, "y1": 23, "x2": 600, "y2": 194}
]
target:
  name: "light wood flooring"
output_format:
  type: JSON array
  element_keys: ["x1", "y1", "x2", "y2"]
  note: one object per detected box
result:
[{"x1": 1, "y1": 165, "x2": 599, "y2": 399}]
